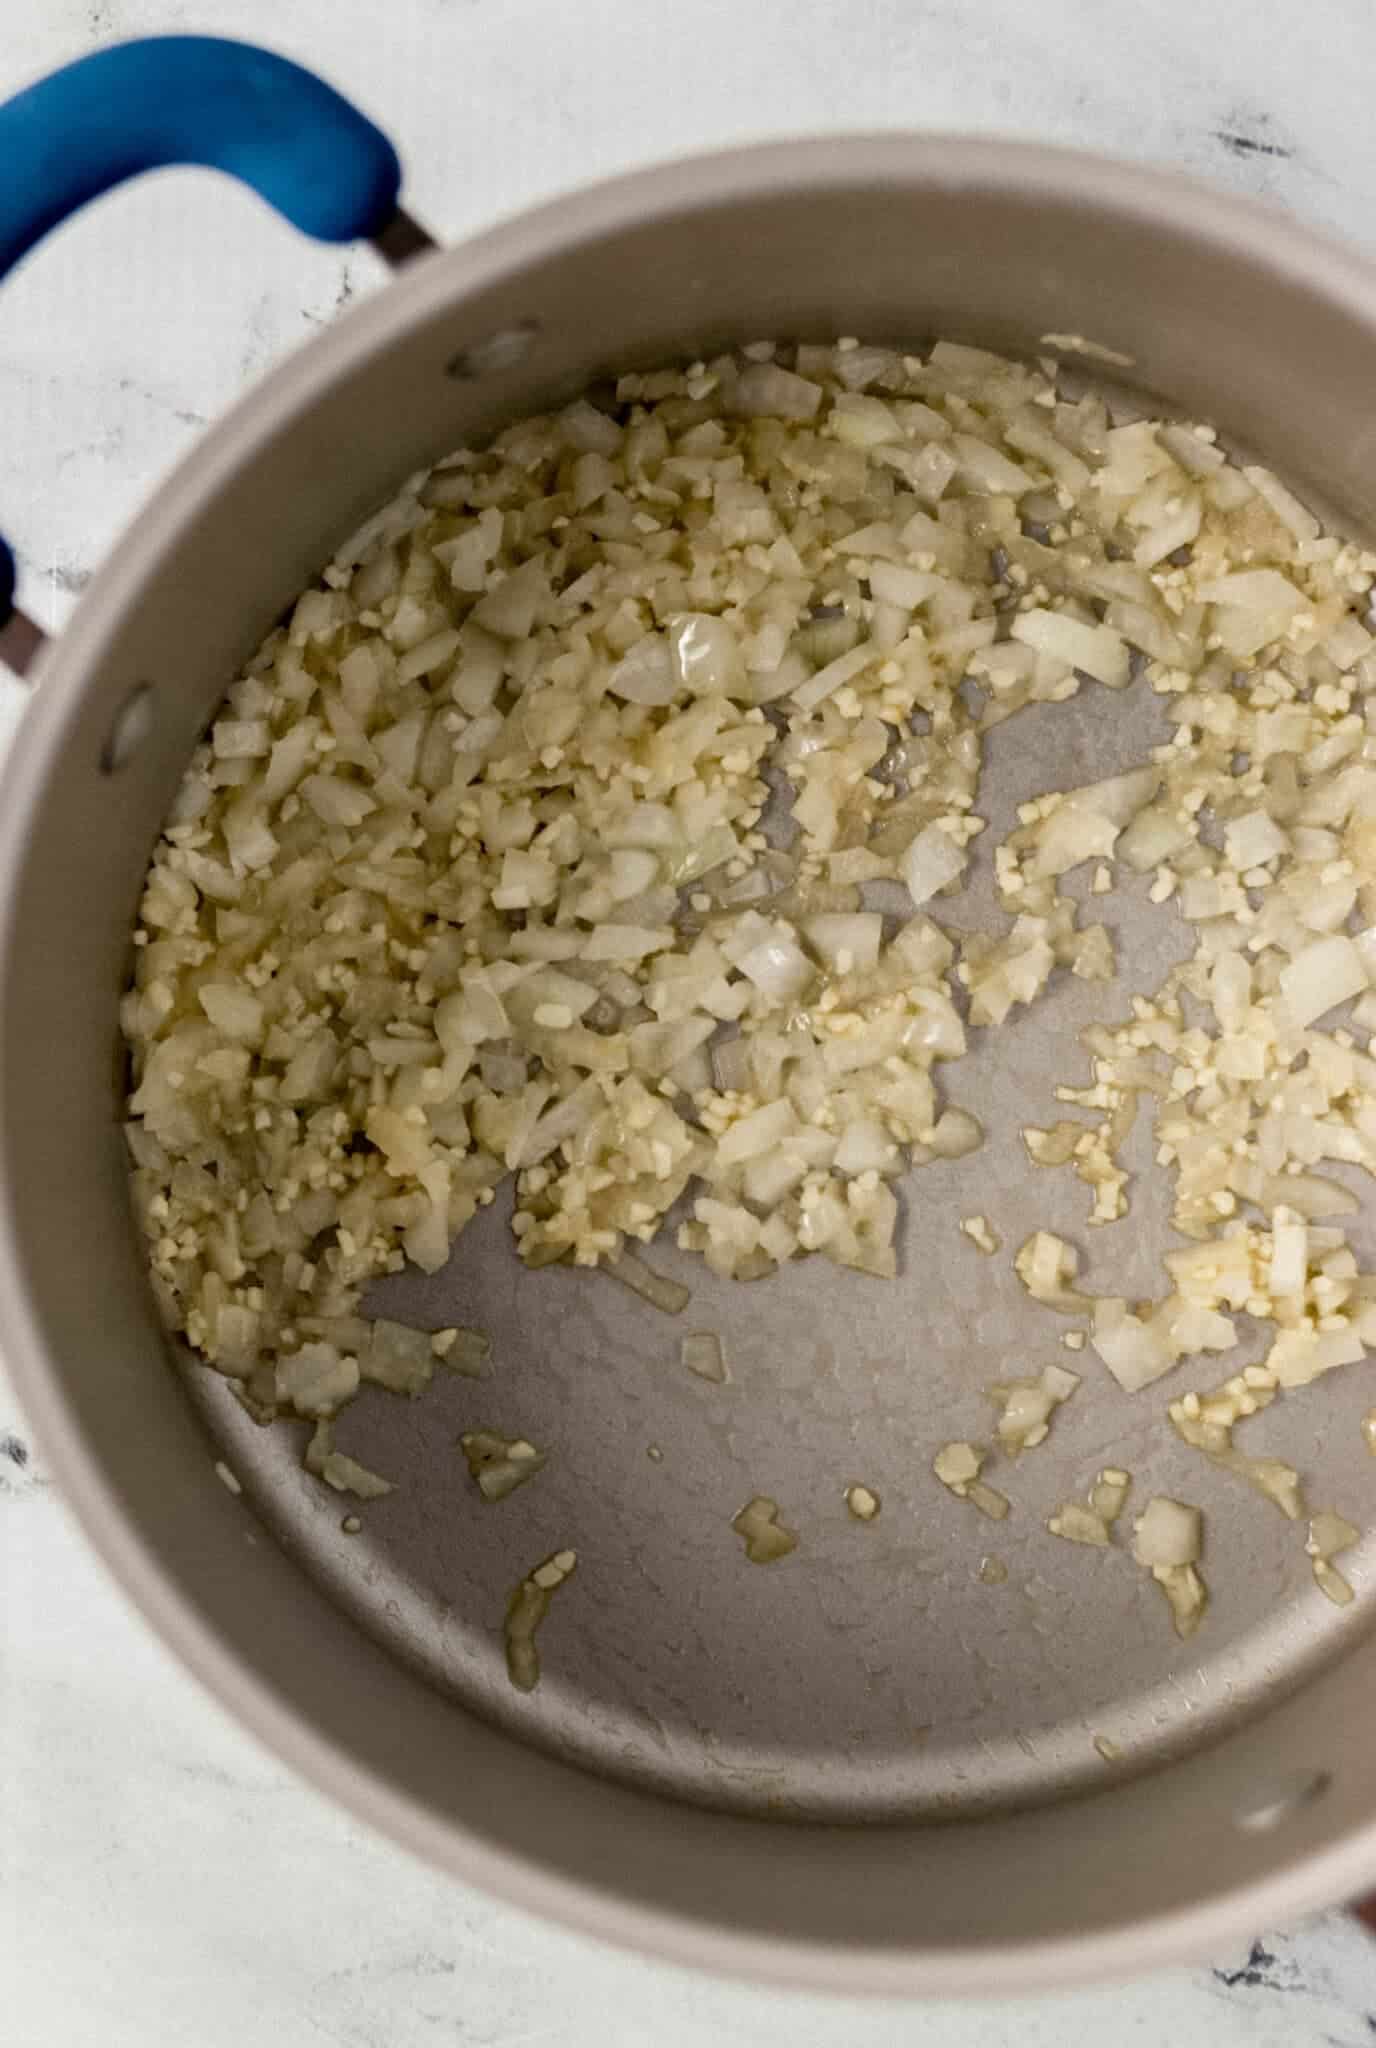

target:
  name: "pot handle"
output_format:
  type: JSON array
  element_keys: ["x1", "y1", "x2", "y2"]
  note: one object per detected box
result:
[{"x1": 0, "y1": 34, "x2": 414, "y2": 670}]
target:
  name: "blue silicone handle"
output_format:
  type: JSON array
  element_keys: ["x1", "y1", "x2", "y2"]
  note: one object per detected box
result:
[{"x1": 0, "y1": 35, "x2": 404, "y2": 628}]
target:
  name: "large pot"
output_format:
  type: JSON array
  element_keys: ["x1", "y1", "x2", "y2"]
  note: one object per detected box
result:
[{"x1": 4, "y1": 33, "x2": 1376, "y2": 1997}]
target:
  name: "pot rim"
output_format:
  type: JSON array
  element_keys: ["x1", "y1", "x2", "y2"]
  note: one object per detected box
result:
[{"x1": 6, "y1": 130, "x2": 1376, "y2": 1992}]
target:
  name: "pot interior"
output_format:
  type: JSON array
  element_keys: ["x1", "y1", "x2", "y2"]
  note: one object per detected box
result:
[{"x1": 4, "y1": 140, "x2": 1376, "y2": 1983}]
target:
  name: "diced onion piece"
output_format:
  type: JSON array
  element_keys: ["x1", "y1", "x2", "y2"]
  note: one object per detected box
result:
[
  {"x1": 960, "y1": 1213, "x2": 1001, "y2": 1254},
  {"x1": 432, "y1": 1326, "x2": 491, "y2": 1377},
  {"x1": 1243, "y1": 465, "x2": 1320, "y2": 544},
  {"x1": 801, "y1": 912, "x2": 882, "y2": 974},
  {"x1": 277, "y1": 1341, "x2": 359, "y2": 1419},
  {"x1": 716, "y1": 1098, "x2": 796, "y2": 1167},
  {"x1": 950, "y1": 433, "x2": 1035, "y2": 496},
  {"x1": 607, "y1": 636, "x2": 677, "y2": 705},
  {"x1": 1306, "y1": 1510, "x2": 1359, "y2": 1606},
  {"x1": 304, "y1": 1421, "x2": 393, "y2": 1500},
  {"x1": 732, "y1": 1494, "x2": 798, "y2": 1562},
  {"x1": 967, "y1": 1480, "x2": 1011, "y2": 1521},
  {"x1": 681, "y1": 1331, "x2": 728, "y2": 1383},
  {"x1": 901, "y1": 824, "x2": 967, "y2": 904},
  {"x1": 1010, "y1": 608, "x2": 1130, "y2": 688},
  {"x1": 1268, "y1": 1208, "x2": 1308, "y2": 1299},
  {"x1": 608, "y1": 848, "x2": 660, "y2": 900},
  {"x1": 988, "y1": 1362, "x2": 1079, "y2": 1453},
  {"x1": 504, "y1": 1549, "x2": 577, "y2": 1691},
  {"x1": 460, "y1": 1429, "x2": 547, "y2": 1502},
  {"x1": 301, "y1": 773, "x2": 376, "y2": 828},
  {"x1": 1150, "y1": 1562, "x2": 1209, "y2": 1639},
  {"x1": 834, "y1": 1119, "x2": 899, "y2": 1175},
  {"x1": 1132, "y1": 1496, "x2": 1203, "y2": 1568},
  {"x1": 1195, "y1": 567, "x2": 1307, "y2": 613},
  {"x1": 791, "y1": 642, "x2": 873, "y2": 713},
  {"x1": 1132, "y1": 492, "x2": 1201, "y2": 569},
  {"x1": 198, "y1": 984, "x2": 264, "y2": 1042},
  {"x1": 1223, "y1": 810, "x2": 1289, "y2": 870},
  {"x1": 933, "y1": 1440, "x2": 983, "y2": 1492},
  {"x1": 1092, "y1": 1298, "x2": 1180, "y2": 1393},
  {"x1": 1280, "y1": 936, "x2": 1368, "y2": 1028},
  {"x1": 731, "y1": 363, "x2": 823, "y2": 420},
  {"x1": 1091, "y1": 1469, "x2": 1132, "y2": 1523},
  {"x1": 581, "y1": 924, "x2": 676, "y2": 962},
  {"x1": 1022, "y1": 769, "x2": 1159, "y2": 880},
  {"x1": 670, "y1": 613, "x2": 744, "y2": 697},
  {"x1": 737, "y1": 932, "x2": 814, "y2": 1001},
  {"x1": 608, "y1": 1249, "x2": 691, "y2": 1315},
  {"x1": 1014, "y1": 1231, "x2": 1089, "y2": 1311},
  {"x1": 867, "y1": 560, "x2": 944, "y2": 609},
  {"x1": 1050, "y1": 1465, "x2": 1132, "y2": 1545},
  {"x1": 363, "y1": 1319, "x2": 435, "y2": 1396},
  {"x1": 1048, "y1": 1503, "x2": 1111, "y2": 1547},
  {"x1": 934, "y1": 1440, "x2": 1008, "y2": 1514}
]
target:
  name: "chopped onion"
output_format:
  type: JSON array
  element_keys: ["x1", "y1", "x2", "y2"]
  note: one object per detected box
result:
[
  {"x1": 1014, "y1": 1231, "x2": 1090, "y2": 1311},
  {"x1": 1131, "y1": 1496, "x2": 1202, "y2": 1568},
  {"x1": 681, "y1": 1331, "x2": 728, "y2": 1383},
  {"x1": 431, "y1": 1326, "x2": 491, "y2": 1377},
  {"x1": 933, "y1": 1440, "x2": 983, "y2": 1490},
  {"x1": 1223, "y1": 809, "x2": 1289, "y2": 870},
  {"x1": 737, "y1": 932, "x2": 814, "y2": 1001},
  {"x1": 305, "y1": 1421, "x2": 393, "y2": 1500},
  {"x1": 608, "y1": 636, "x2": 677, "y2": 705},
  {"x1": 363, "y1": 1319, "x2": 435, "y2": 1397},
  {"x1": 460, "y1": 1429, "x2": 547, "y2": 1502},
  {"x1": 1050, "y1": 1466, "x2": 1131, "y2": 1546},
  {"x1": 1010, "y1": 608, "x2": 1130, "y2": 688},
  {"x1": 125, "y1": 332, "x2": 1376, "y2": 1632},
  {"x1": 1280, "y1": 936, "x2": 1368, "y2": 1028},
  {"x1": 670, "y1": 613, "x2": 744, "y2": 697},
  {"x1": 900, "y1": 824, "x2": 967, "y2": 904},
  {"x1": 1091, "y1": 1298, "x2": 1180, "y2": 1393},
  {"x1": 800, "y1": 912, "x2": 882, "y2": 974},
  {"x1": 504, "y1": 1549, "x2": 577, "y2": 1691},
  {"x1": 1048, "y1": 1502, "x2": 1111, "y2": 1547},
  {"x1": 988, "y1": 1363, "x2": 1079, "y2": 1453},
  {"x1": 1149, "y1": 1562, "x2": 1209, "y2": 1639},
  {"x1": 732, "y1": 1494, "x2": 798, "y2": 1562},
  {"x1": 716, "y1": 1098, "x2": 796, "y2": 1166},
  {"x1": 277, "y1": 1341, "x2": 359, "y2": 1419},
  {"x1": 1306, "y1": 1510, "x2": 1359, "y2": 1606},
  {"x1": 867, "y1": 560, "x2": 945, "y2": 609},
  {"x1": 731, "y1": 363, "x2": 823, "y2": 420},
  {"x1": 959, "y1": 1213, "x2": 1001, "y2": 1254},
  {"x1": 924, "y1": 1108, "x2": 983, "y2": 1159},
  {"x1": 951, "y1": 433, "x2": 1034, "y2": 496},
  {"x1": 607, "y1": 1249, "x2": 691, "y2": 1315},
  {"x1": 791, "y1": 642, "x2": 874, "y2": 714},
  {"x1": 1091, "y1": 1469, "x2": 1131, "y2": 1523},
  {"x1": 710, "y1": 1034, "x2": 752, "y2": 1094},
  {"x1": 933, "y1": 1439, "x2": 1010, "y2": 1518}
]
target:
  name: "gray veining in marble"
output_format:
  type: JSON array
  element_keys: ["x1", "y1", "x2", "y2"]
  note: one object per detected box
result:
[{"x1": 4, "y1": 1, "x2": 1376, "y2": 2039}]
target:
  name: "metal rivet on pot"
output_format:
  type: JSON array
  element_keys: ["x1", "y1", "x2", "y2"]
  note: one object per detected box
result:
[
  {"x1": 446, "y1": 320, "x2": 541, "y2": 379},
  {"x1": 100, "y1": 683, "x2": 155, "y2": 774},
  {"x1": 1233, "y1": 1769, "x2": 1331, "y2": 1833}
]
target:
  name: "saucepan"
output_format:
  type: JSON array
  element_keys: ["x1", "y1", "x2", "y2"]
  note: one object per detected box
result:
[{"x1": 4, "y1": 33, "x2": 1376, "y2": 1996}]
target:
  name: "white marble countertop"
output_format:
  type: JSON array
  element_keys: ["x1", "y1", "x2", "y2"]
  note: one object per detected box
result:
[{"x1": 5, "y1": 2, "x2": 1376, "y2": 2040}]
